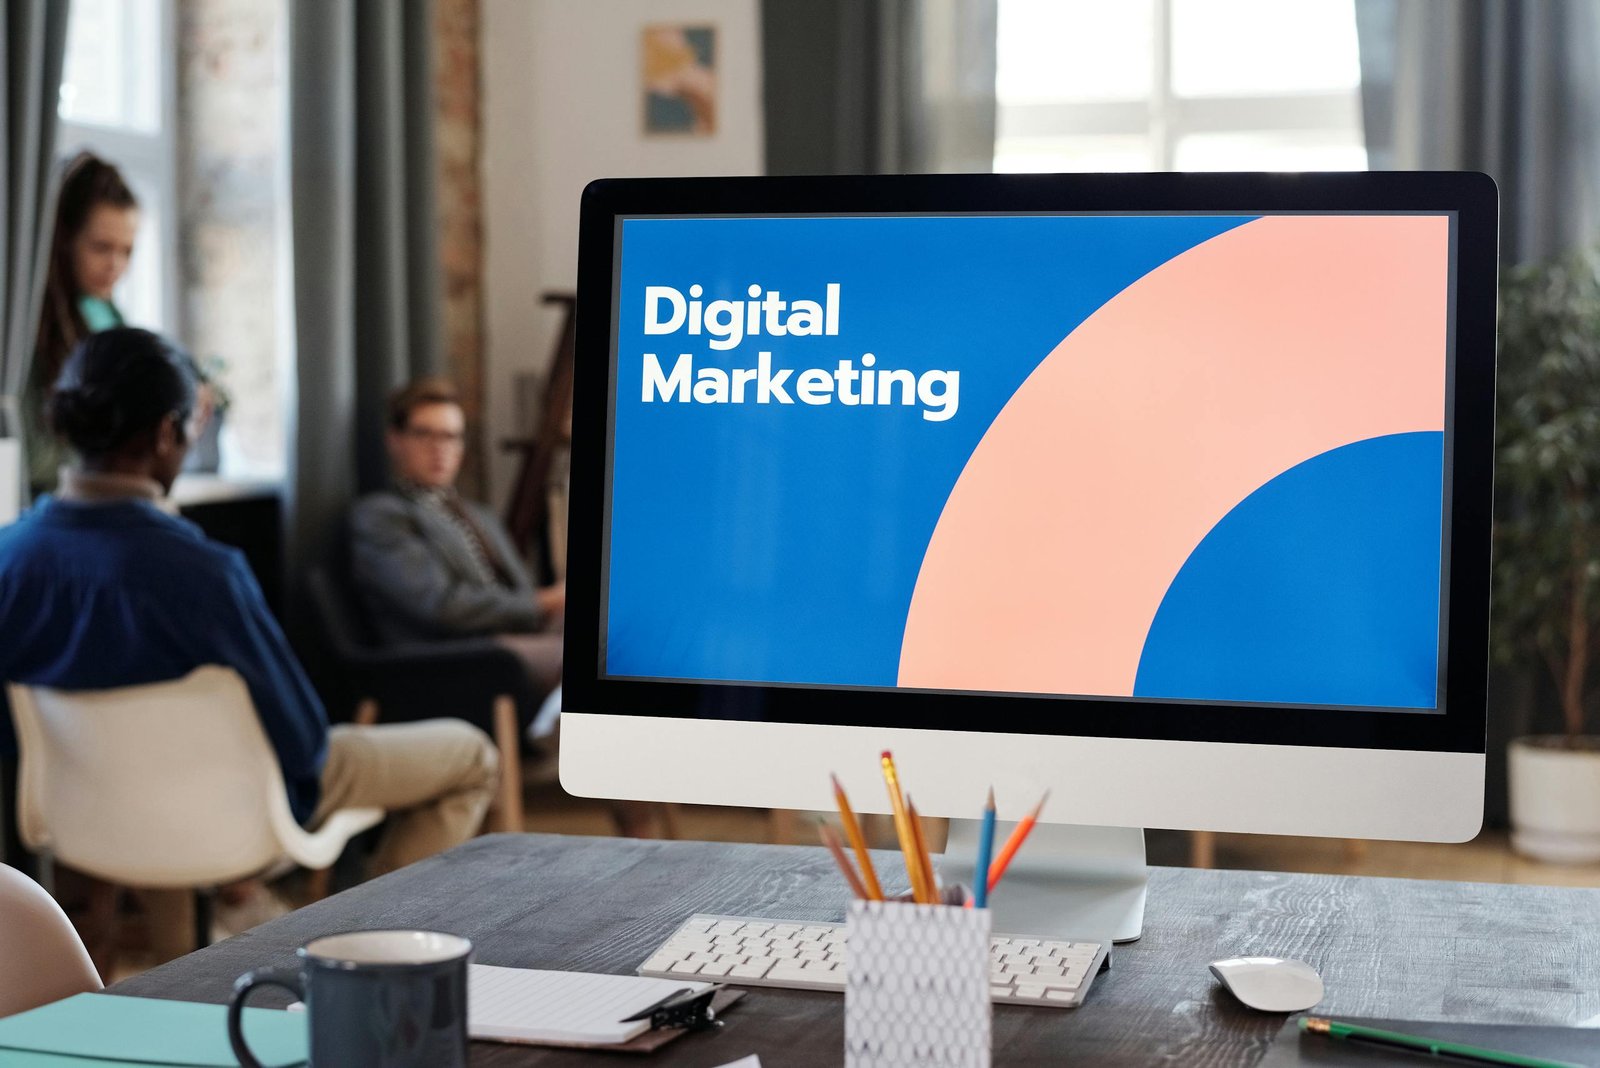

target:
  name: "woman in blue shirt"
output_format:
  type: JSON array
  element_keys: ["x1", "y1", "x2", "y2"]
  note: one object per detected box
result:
[{"x1": 0, "y1": 328, "x2": 499, "y2": 877}]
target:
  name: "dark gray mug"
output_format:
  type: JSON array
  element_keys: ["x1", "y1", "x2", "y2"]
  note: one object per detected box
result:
[{"x1": 228, "y1": 929, "x2": 472, "y2": 1068}]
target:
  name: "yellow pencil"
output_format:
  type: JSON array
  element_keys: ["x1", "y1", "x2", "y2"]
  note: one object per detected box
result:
[
  {"x1": 880, "y1": 751, "x2": 928, "y2": 903},
  {"x1": 817, "y1": 820, "x2": 871, "y2": 900},
  {"x1": 831, "y1": 773, "x2": 884, "y2": 900},
  {"x1": 906, "y1": 795, "x2": 938, "y2": 904}
]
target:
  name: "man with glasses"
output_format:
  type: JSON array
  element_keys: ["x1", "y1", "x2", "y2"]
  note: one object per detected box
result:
[{"x1": 350, "y1": 378, "x2": 565, "y2": 690}]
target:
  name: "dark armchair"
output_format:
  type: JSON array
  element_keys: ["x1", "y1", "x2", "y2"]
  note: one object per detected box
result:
[{"x1": 305, "y1": 565, "x2": 548, "y2": 832}]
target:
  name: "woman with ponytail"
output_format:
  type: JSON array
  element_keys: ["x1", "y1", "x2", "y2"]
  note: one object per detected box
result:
[{"x1": 25, "y1": 152, "x2": 141, "y2": 493}]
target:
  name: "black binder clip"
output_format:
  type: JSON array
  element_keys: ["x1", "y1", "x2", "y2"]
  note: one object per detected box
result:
[{"x1": 620, "y1": 984, "x2": 724, "y2": 1032}]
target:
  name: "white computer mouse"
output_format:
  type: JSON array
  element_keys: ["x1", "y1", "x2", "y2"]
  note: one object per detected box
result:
[{"x1": 1209, "y1": 956, "x2": 1325, "y2": 1012}]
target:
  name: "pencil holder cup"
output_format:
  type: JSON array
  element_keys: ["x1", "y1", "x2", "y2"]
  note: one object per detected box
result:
[{"x1": 845, "y1": 900, "x2": 992, "y2": 1068}]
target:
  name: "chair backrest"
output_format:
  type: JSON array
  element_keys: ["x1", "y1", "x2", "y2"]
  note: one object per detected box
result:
[
  {"x1": 8, "y1": 667, "x2": 304, "y2": 888},
  {"x1": 0, "y1": 863, "x2": 101, "y2": 1017},
  {"x1": 306, "y1": 562, "x2": 378, "y2": 654}
]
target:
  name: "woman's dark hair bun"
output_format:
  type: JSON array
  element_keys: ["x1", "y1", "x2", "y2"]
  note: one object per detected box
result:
[{"x1": 46, "y1": 328, "x2": 197, "y2": 461}]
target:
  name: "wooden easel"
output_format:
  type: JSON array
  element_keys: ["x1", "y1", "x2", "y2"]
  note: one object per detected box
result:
[{"x1": 503, "y1": 292, "x2": 576, "y2": 581}]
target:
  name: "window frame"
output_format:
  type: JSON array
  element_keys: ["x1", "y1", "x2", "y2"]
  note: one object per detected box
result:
[
  {"x1": 995, "y1": 0, "x2": 1366, "y2": 172},
  {"x1": 55, "y1": 0, "x2": 181, "y2": 334}
]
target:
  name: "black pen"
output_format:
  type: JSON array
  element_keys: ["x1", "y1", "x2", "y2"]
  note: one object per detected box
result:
[{"x1": 619, "y1": 984, "x2": 721, "y2": 1024}]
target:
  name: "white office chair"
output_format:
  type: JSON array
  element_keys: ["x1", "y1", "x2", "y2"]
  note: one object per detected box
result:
[
  {"x1": 0, "y1": 862, "x2": 101, "y2": 1017},
  {"x1": 8, "y1": 666, "x2": 383, "y2": 944}
]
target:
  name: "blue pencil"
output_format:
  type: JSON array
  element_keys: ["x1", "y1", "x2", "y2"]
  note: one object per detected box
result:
[{"x1": 973, "y1": 787, "x2": 997, "y2": 908}]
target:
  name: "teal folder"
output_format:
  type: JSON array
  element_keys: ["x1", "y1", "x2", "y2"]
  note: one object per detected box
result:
[{"x1": 0, "y1": 993, "x2": 307, "y2": 1067}]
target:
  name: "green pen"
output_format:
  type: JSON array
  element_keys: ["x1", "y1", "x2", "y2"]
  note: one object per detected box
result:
[{"x1": 1300, "y1": 1017, "x2": 1585, "y2": 1068}]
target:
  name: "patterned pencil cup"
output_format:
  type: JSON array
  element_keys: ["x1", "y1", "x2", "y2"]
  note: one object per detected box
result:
[{"x1": 845, "y1": 900, "x2": 992, "y2": 1068}]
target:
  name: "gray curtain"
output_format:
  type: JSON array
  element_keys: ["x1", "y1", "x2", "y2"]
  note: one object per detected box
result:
[
  {"x1": 286, "y1": 0, "x2": 442, "y2": 586},
  {"x1": 1356, "y1": 0, "x2": 1600, "y2": 827},
  {"x1": 0, "y1": 0, "x2": 70, "y2": 452},
  {"x1": 1356, "y1": 0, "x2": 1600, "y2": 266},
  {"x1": 761, "y1": 0, "x2": 997, "y2": 175}
]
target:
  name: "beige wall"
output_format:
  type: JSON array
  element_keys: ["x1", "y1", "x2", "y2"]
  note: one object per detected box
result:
[{"x1": 479, "y1": 0, "x2": 765, "y2": 508}]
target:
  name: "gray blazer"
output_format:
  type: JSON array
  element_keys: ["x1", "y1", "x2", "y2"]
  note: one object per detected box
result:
[{"x1": 349, "y1": 488, "x2": 544, "y2": 644}]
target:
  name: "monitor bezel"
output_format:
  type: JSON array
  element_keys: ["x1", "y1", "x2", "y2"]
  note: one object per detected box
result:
[{"x1": 566, "y1": 171, "x2": 1498, "y2": 757}]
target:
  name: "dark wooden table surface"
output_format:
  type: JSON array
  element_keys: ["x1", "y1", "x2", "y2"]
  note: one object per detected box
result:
[{"x1": 113, "y1": 834, "x2": 1600, "y2": 1066}]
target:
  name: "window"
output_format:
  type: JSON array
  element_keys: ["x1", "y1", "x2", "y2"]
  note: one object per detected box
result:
[
  {"x1": 994, "y1": 0, "x2": 1367, "y2": 174},
  {"x1": 57, "y1": 0, "x2": 178, "y2": 332}
]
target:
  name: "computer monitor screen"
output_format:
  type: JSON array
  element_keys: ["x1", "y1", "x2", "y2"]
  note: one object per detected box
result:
[{"x1": 564, "y1": 173, "x2": 1496, "y2": 843}]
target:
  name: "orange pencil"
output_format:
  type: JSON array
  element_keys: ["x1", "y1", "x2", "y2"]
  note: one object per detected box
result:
[
  {"x1": 905, "y1": 796, "x2": 938, "y2": 904},
  {"x1": 831, "y1": 773, "x2": 884, "y2": 900},
  {"x1": 880, "y1": 751, "x2": 928, "y2": 903},
  {"x1": 987, "y1": 790, "x2": 1050, "y2": 894},
  {"x1": 818, "y1": 820, "x2": 871, "y2": 900}
]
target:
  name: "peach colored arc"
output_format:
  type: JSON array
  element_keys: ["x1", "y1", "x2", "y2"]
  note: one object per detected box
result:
[{"x1": 897, "y1": 214, "x2": 1450, "y2": 698}]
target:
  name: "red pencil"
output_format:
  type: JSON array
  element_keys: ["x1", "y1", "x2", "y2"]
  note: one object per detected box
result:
[{"x1": 986, "y1": 790, "x2": 1050, "y2": 894}]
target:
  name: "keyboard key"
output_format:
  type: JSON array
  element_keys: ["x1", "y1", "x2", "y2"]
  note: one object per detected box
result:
[
  {"x1": 641, "y1": 953, "x2": 678, "y2": 973},
  {"x1": 668, "y1": 960, "x2": 703, "y2": 975},
  {"x1": 699, "y1": 961, "x2": 733, "y2": 977},
  {"x1": 730, "y1": 960, "x2": 774, "y2": 979}
]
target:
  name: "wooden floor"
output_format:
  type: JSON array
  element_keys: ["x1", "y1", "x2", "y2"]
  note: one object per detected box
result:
[{"x1": 522, "y1": 775, "x2": 1600, "y2": 888}]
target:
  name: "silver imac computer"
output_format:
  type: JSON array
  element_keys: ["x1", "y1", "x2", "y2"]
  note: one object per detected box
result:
[{"x1": 561, "y1": 171, "x2": 1498, "y2": 942}]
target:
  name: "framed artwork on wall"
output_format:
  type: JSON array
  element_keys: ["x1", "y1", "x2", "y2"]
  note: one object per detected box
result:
[{"x1": 642, "y1": 24, "x2": 716, "y2": 136}]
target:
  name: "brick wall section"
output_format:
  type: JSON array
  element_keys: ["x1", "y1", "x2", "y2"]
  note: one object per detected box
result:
[{"x1": 434, "y1": 0, "x2": 488, "y2": 501}]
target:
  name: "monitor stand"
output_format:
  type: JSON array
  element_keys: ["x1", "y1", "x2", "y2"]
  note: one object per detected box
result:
[{"x1": 938, "y1": 822, "x2": 1148, "y2": 943}]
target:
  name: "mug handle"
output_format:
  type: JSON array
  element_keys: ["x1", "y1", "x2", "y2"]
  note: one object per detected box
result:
[{"x1": 228, "y1": 966, "x2": 305, "y2": 1068}]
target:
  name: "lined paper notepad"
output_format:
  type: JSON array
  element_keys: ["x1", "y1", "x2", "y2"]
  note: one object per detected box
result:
[{"x1": 468, "y1": 964, "x2": 712, "y2": 1046}]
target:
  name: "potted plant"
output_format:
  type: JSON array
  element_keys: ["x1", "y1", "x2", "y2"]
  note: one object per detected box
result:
[
  {"x1": 182, "y1": 355, "x2": 233, "y2": 475},
  {"x1": 1494, "y1": 247, "x2": 1600, "y2": 862}
]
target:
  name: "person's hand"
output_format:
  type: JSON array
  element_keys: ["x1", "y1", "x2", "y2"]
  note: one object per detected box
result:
[{"x1": 536, "y1": 584, "x2": 566, "y2": 620}]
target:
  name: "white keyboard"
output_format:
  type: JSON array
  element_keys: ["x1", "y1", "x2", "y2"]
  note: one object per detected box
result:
[{"x1": 637, "y1": 913, "x2": 1110, "y2": 1008}]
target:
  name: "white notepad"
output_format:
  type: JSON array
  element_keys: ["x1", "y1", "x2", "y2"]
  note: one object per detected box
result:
[{"x1": 467, "y1": 964, "x2": 712, "y2": 1046}]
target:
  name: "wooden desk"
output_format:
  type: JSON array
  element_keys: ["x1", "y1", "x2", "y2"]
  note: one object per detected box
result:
[{"x1": 111, "y1": 834, "x2": 1600, "y2": 1066}]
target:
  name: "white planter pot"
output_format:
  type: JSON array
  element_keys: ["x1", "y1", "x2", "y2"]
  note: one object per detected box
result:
[
  {"x1": 1508, "y1": 735, "x2": 1600, "y2": 863},
  {"x1": 0, "y1": 437, "x2": 19, "y2": 525}
]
